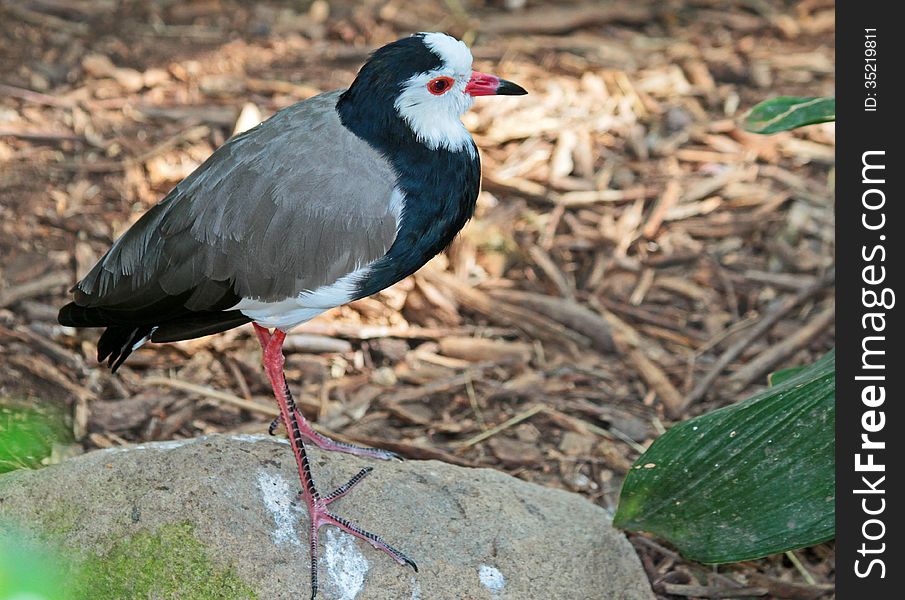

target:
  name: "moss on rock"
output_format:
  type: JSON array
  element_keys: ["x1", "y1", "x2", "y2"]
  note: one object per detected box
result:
[{"x1": 72, "y1": 522, "x2": 256, "y2": 599}]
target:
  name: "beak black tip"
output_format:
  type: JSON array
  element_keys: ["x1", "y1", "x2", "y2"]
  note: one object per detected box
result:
[{"x1": 497, "y1": 79, "x2": 528, "y2": 96}]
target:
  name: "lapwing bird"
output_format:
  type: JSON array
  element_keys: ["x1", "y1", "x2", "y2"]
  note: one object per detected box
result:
[{"x1": 59, "y1": 32, "x2": 525, "y2": 598}]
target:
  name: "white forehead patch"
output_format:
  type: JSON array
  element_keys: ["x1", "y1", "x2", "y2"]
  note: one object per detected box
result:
[{"x1": 421, "y1": 32, "x2": 473, "y2": 74}]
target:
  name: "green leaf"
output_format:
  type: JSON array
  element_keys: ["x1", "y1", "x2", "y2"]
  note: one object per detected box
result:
[
  {"x1": 767, "y1": 365, "x2": 806, "y2": 387},
  {"x1": 614, "y1": 350, "x2": 835, "y2": 563},
  {"x1": 744, "y1": 96, "x2": 835, "y2": 134},
  {"x1": 0, "y1": 524, "x2": 72, "y2": 600},
  {"x1": 0, "y1": 405, "x2": 70, "y2": 474}
]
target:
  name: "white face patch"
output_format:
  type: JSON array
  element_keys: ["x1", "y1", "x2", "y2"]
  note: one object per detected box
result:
[{"x1": 394, "y1": 33, "x2": 476, "y2": 155}]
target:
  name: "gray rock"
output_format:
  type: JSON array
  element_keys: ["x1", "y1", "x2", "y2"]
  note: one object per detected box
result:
[{"x1": 0, "y1": 434, "x2": 653, "y2": 600}]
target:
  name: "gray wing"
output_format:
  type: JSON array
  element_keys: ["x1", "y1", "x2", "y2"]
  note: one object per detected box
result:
[{"x1": 74, "y1": 91, "x2": 399, "y2": 310}]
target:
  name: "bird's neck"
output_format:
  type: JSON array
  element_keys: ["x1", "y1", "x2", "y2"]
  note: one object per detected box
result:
[
  {"x1": 337, "y1": 85, "x2": 425, "y2": 155},
  {"x1": 335, "y1": 92, "x2": 481, "y2": 298}
]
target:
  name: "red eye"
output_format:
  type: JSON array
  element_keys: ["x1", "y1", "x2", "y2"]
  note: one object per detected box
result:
[{"x1": 427, "y1": 76, "x2": 454, "y2": 95}]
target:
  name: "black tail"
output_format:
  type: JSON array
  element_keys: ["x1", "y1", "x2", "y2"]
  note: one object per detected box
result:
[
  {"x1": 59, "y1": 302, "x2": 251, "y2": 372},
  {"x1": 97, "y1": 325, "x2": 155, "y2": 372}
]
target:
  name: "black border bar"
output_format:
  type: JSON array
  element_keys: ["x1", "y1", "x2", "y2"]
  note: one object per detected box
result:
[{"x1": 836, "y1": 3, "x2": 903, "y2": 596}]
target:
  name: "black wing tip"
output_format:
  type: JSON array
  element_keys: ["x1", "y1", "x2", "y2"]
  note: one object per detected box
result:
[
  {"x1": 97, "y1": 326, "x2": 151, "y2": 373},
  {"x1": 59, "y1": 304, "x2": 142, "y2": 372},
  {"x1": 65, "y1": 305, "x2": 251, "y2": 373},
  {"x1": 58, "y1": 301, "x2": 85, "y2": 327}
]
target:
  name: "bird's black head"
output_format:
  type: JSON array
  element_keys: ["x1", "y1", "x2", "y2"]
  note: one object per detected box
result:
[
  {"x1": 344, "y1": 34, "x2": 445, "y2": 97},
  {"x1": 337, "y1": 33, "x2": 526, "y2": 154}
]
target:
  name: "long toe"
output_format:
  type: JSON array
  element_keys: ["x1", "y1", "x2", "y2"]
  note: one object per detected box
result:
[
  {"x1": 302, "y1": 427, "x2": 402, "y2": 461},
  {"x1": 322, "y1": 467, "x2": 373, "y2": 504},
  {"x1": 322, "y1": 510, "x2": 417, "y2": 570}
]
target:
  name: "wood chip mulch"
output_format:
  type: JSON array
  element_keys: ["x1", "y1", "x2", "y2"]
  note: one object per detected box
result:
[{"x1": 0, "y1": 1, "x2": 835, "y2": 597}]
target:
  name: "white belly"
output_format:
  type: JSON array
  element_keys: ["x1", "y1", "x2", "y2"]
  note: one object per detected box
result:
[{"x1": 233, "y1": 265, "x2": 367, "y2": 331}]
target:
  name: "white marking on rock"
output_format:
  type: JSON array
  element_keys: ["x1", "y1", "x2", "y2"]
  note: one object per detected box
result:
[
  {"x1": 228, "y1": 433, "x2": 289, "y2": 445},
  {"x1": 479, "y1": 564, "x2": 506, "y2": 597},
  {"x1": 100, "y1": 434, "x2": 293, "y2": 455},
  {"x1": 100, "y1": 438, "x2": 193, "y2": 453},
  {"x1": 410, "y1": 575, "x2": 423, "y2": 600},
  {"x1": 324, "y1": 528, "x2": 370, "y2": 600},
  {"x1": 256, "y1": 471, "x2": 301, "y2": 547},
  {"x1": 137, "y1": 439, "x2": 191, "y2": 449}
]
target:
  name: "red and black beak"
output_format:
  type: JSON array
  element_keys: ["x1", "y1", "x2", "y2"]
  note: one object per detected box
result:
[{"x1": 465, "y1": 71, "x2": 528, "y2": 96}]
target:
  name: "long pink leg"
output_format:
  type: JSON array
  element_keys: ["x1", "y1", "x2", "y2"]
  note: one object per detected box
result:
[
  {"x1": 255, "y1": 324, "x2": 399, "y2": 461},
  {"x1": 256, "y1": 325, "x2": 416, "y2": 599}
]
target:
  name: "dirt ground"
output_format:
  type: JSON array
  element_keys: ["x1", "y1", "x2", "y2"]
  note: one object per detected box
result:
[{"x1": 0, "y1": 0, "x2": 835, "y2": 598}]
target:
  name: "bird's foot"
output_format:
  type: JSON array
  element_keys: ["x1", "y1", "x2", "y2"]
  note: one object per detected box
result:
[
  {"x1": 300, "y1": 463, "x2": 417, "y2": 599},
  {"x1": 255, "y1": 324, "x2": 414, "y2": 598}
]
